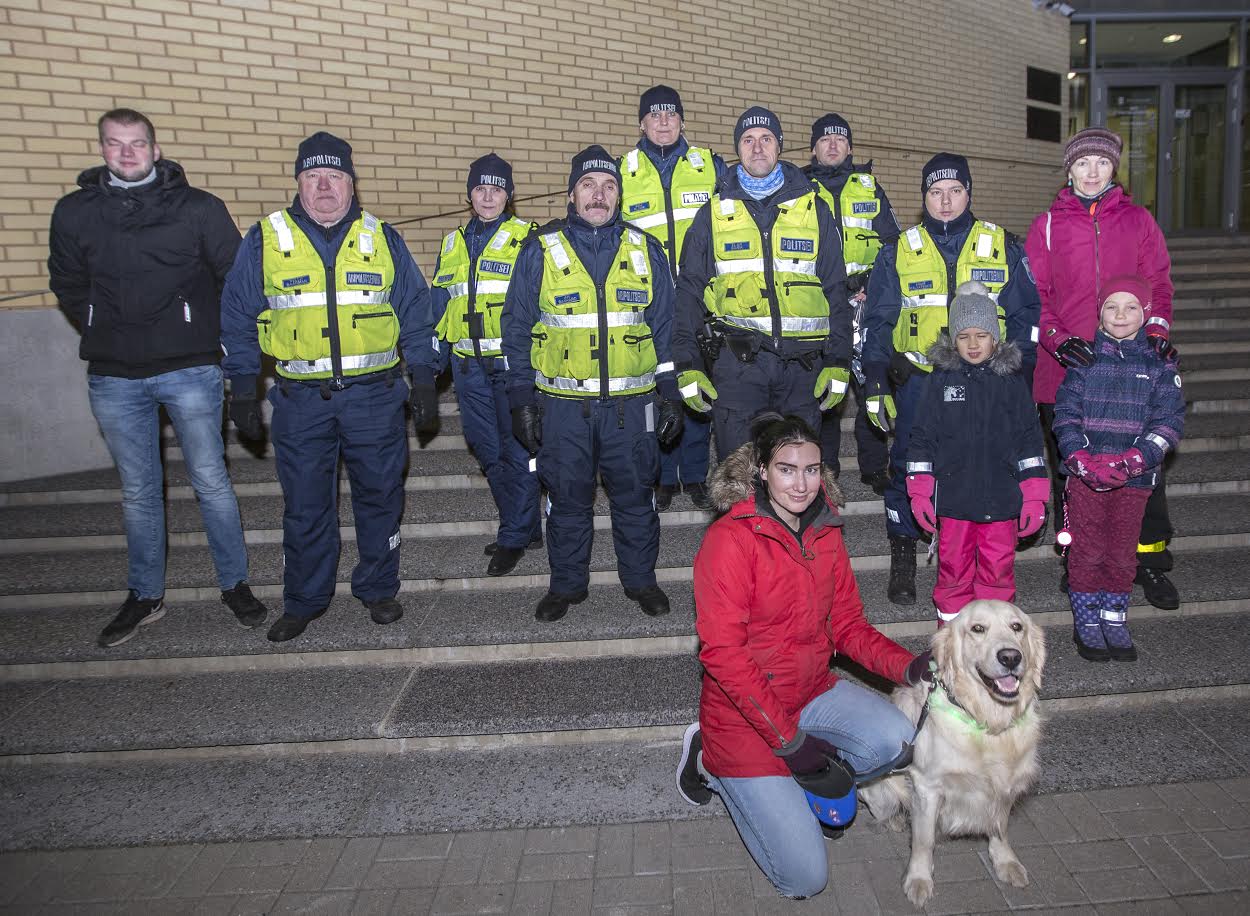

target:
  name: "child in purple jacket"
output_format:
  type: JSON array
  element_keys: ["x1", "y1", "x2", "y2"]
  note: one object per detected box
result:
[{"x1": 1054, "y1": 275, "x2": 1185, "y2": 662}]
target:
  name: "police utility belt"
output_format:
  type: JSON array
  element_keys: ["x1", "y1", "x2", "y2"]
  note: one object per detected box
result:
[
  {"x1": 276, "y1": 366, "x2": 402, "y2": 400},
  {"x1": 699, "y1": 319, "x2": 824, "y2": 370}
]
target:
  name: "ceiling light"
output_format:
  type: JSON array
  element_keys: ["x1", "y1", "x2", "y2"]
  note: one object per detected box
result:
[
  {"x1": 1079, "y1": 37, "x2": 1087, "y2": 46},
  {"x1": 1162, "y1": 33, "x2": 1183, "y2": 44},
  {"x1": 1067, "y1": 71, "x2": 1076, "y2": 80}
]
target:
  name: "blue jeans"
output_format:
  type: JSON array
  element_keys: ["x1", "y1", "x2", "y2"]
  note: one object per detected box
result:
[
  {"x1": 706, "y1": 680, "x2": 915, "y2": 898},
  {"x1": 88, "y1": 365, "x2": 249, "y2": 599}
]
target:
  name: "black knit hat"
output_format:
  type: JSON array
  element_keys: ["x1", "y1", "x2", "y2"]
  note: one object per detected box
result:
[
  {"x1": 295, "y1": 131, "x2": 354, "y2": 179},
  {"x1": 734, "y1": 106, "x2": 783, "y2": 152},
  {"x1": 567, "y1": 145, "x2": 619, "y2": 193},
  {"x1": 922, "y1": 152, "x2": 971, "y2": 195},
  {"x1": 810, "y1": 113, "x2": 852, "y2": 150},
  {"x1": 466, "y1": 152, "x2": 514, "y2": 198},
  {"x1": 639, "y1": 85, "x2": 684, "y2": 120}
]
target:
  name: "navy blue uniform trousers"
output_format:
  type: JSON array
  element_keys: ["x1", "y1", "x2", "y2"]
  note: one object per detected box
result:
[
  {"x1": 710, "y1": 347, "x2": 822, "y2": 462},
  {"x1": 819, "y1": 375, "x2": 889, "y2": 477},
  {"x1": 537, "y1": 393, "x2": 660, "y2": 595},
  {"x1": 882, "y1": 373, "x2": 926, "y2": 540},
  {"x1": 268, "y1": 377, "x2": 408, "y2": 618},
  {"x1": 659, "y1": 407, "x2": 711, "y2": 487},
  {"x1": 452, "y1": 354, "x2": 541, "y2": 548}
]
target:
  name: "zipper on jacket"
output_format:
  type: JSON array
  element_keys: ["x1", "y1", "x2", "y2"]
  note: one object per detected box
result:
[
  {"x1": 87, "y1": 303, "x2": 94, "y2": 327},
  {"x1": 179, "y1": 296, "x2": 191, "y2": 323},
  {"x1": 1093, "y1": 216, "x2": 1102, "y2": 303},
  {"x1": 596, "y1": 277, "x2": 610, "y2": 399},
  {"x1": 662, "y1": 181, "x2": 679, "y2": 278},
  {"x1": 466, "y1": 227, "x2": 483, "y2": 359},
  {"x1": 351, "y1": 312, "x2": 391, "y2": 328},
  {"x1": 763, "y1": 228, "x2": 781, "y2": 345},
  {"x1": 783, "y1": 280, "x2": 822, "y2": 290},
  {"x1": 324, "y1": 263, "x2": 344, "y2": 386},
  {"x1": 748, "y1": 696, "x2": 788, "y2": 743}
]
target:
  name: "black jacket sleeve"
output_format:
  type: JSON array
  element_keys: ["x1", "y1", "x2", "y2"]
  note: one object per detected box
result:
[
  {"x1": 814, "y1": 195, "x2": 850, "y2": 367},
  {"x1": 1010, "y1": 375, "x2": 1048, "y2": 481},
  {"x1": 198, "y1": 193, "x2": 242, "y2": 297},
  {"x1": 673, "y1": 203, "x2": 715, "y2": 373},
  {"x1": 47, "y1": 196, "x2": 90, "y2": 328}
]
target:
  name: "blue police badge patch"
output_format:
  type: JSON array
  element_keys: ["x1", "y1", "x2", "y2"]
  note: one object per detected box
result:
[
  {"x1": 970, "y1": 268, "x2": 1006, "y2": 284},
  {"x1": 724, "y1": 241, "x2": 751, "y2": 252},
  {"x1": 779, "y1": 237, "x2": 815, "y2": 254},
  {"x1": 478, "y1": 260, "x2": 512, "y2": 276},
  {"x1": 554, "y1": 292, "x2": 581, "y2": 306},
  {"x1": 851, "y1": 201, "x2": 876, "y2": 214},
  {"x1": 944, "y1": 385, "x2": 966, "y2": 402},
  {"x1": 908, "y1": 280, "x2": 934, "y2": 292},
  {"x1": 616, "y1": 289, "x2": 648, "y2": 304},
  {"x1": 282, "y1": 275, "x2": 311, "y2": 289},
  {"x1": 435, "y1": 273, "x2": 454, "y2": 284},
  {"x1": 346, "y1": 271, "x2": 383, "y2": 286},
  {"x1": 628, "y1": 201, "x2": 650, "y2": 213}
]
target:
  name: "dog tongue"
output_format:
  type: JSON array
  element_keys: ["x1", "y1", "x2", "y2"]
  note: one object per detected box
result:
[{"x1": 996, "y1": 675, "x2": 1020, "y2": 693}]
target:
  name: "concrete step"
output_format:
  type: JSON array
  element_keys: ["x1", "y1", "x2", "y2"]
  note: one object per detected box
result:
[
  {"x1": 1, "y1": 693, "x2": 1244, "y2": 851},
  {"x1": 1, "y1": 545, "x2": 1244, "y2": 673},
  {"x1": 1165, "y1": 233, "x2": 1250, "y2": 249},
  {"x1": 0, "y1": 489, "x2": 1245, "y2": 600},
  {"x1": 0, "y1": 613, "x2": 1245, "y2": 759}
]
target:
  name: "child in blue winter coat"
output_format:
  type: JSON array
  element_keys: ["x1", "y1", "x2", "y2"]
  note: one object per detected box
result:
[
  {"x1": 1054, "y1": 275, "x2": 1185, "y2": 661},
  {"x1": 905, "y1": 281, "x2": 1050, "y2": 624}
]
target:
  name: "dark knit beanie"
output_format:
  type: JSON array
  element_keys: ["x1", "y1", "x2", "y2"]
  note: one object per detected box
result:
[
  {"x1": 810, "y1": 113, "x2": 852, "y2": 150},
  {"x1": 1064, "y1": 127, "x2": 1123, "y2": 174},
  {"x1": 948, "y1": 281, "x2": 1001, "y2": 341},
  {"x1": 922, "y1": 152, "x2": 971, "y2": 194},
  {"x1": 639, "y1": 85, "x2": 684, "y2": 120},
  {"x1": 734, "y1": 106, "x2": 783, "y2": 151},
  {"x1": 466, "y1": 152, "x2": 514, "y2": 198},
  {"x1": 567, "y1": 145, "x2": 619, "y2": 193},
  {"x1": 1101, "y1": 274, "x2": 1152, "y2": 312},
  {"x1": 295, "y1": 131, "x2": 354, "y2": 179}
]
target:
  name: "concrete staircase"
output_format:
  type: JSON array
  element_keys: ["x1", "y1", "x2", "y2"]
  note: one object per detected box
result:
[{"x1": 2, "y1": 235, "x2": 1249, "y2": 853}]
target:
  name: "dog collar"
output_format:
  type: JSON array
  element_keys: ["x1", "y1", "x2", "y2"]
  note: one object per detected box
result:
[{"x1": 929, "y1": 679, "x2": 1033, "y2": 735}]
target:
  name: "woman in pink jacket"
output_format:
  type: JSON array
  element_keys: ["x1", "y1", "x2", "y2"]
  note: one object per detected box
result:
[{"x1": 1024, "y1": 127, "x2": 1180, "y2": 609}]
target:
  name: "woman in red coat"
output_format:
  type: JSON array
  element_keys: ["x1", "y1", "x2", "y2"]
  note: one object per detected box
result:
[
  {"x1": 674, "y1": 414, "x2": 930, "y2": 899},
  {"x1": 1024, "y1": 127, "x2": 1180, "y2": 609}
]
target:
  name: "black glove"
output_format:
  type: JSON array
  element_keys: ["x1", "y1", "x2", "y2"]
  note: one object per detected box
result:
[
  {"x1": 228, "y1": 394, "x2": 263, "y2": 441},
  {"x1": 904, "y1": 649, "x2": 934, "y2": 686},
  {"x1": 1055, "y1": 336, "x2": 1096, "y2": 369},
  {"x1": 408, "y1": 380, "x2": 439, "y2": 433},
  {"x1": 1147, "y1": 334, "x2": 1179, "y2": 363},
  {"x1": 776, "y1": 730, "x2": 841, "y2": 776},
  {"x1": 656, "y1": 399, "x2": 683, "y2": 449},
  {"x1": 511, "y1": 404, "x2": 542, "y2": 455}
]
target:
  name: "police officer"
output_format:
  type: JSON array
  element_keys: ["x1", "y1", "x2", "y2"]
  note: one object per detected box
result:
[
  {"x1": 862, "y1": 153, "x2": 1040, "y2": 604},
  {"x1": 502, "y1": 146, "x2": 682, "y2": 623},
  {"x1": 672, "y1": 107, "x2": 851, "y2": 460},
  {"x1": 619, "y1": 86, "x2": 726, "y2": 510},
  {"x1": 803, "y1": 113, "x2": 898, "y2": 493},
  {"x1": 221, "y1": 131, "x2": 439, "y2": 642},
  {"x1": 431, "y1": 154, "x2": 541, "y2": 577}
]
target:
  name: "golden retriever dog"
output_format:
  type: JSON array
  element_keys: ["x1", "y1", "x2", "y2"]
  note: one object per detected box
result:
[{"x1": 859, "y1": 599, "x2": 1046, "y2": 908}]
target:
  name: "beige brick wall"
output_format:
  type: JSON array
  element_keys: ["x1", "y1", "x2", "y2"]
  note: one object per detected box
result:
[{"x1": 1, "y1": 0, "x2": 1067, "y2": 310}]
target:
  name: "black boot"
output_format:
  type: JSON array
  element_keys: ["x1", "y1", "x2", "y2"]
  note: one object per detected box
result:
[
  {"x1": 887, "y1": 537, "x2": 917, "y2": 606},
  {"x1": 1135, "y1": 566, "x2": 1179, "y2": 610}
]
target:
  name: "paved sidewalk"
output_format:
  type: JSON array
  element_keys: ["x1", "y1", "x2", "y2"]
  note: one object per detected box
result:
[{"x1": 1, "y1": 778, "x2": 1248, "y2": 915}]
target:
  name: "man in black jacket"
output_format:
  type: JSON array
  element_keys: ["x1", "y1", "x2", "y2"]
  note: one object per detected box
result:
[{"x1": 48, "y1": 108, "x2": 267, "y2": 648}]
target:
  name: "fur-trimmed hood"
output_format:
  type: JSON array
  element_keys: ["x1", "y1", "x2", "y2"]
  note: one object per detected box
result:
[
  {"x1": 707, "y1": 441, "x2": 845, "y2": 514},
  {"x1": 927, "y1": 333, "x2": 1023, "y2": 375}
]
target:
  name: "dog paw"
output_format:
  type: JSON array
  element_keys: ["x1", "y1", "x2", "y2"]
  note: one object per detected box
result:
[
  {"x1": 995, "y1": 859, "x2": 1029, "y2": 888},
  {"x1": 904, "y1": 874, "x2": 934, "y2": 907}
]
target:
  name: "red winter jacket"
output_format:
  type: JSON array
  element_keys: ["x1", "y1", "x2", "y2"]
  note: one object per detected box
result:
[
  {"x1": 694, "y1": 445, "x2": 913, "y2": 779},
  {"x1": 1025, "y1": 186, "x2": 1173, "y2": 404}
]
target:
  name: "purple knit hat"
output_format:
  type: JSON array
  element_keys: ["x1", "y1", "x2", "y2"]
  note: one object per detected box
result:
[
  {"x1": 1101, "y1": 274, "x2": 1151, "y2": 312},
  {"x1": 1064, "y1": 128, "x2": 1123, "y2": 174}
]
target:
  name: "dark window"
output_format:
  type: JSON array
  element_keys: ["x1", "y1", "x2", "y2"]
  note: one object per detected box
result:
[
  {"x1": 1027, "y1": 67, "x2": 1063, "y2": 106},
  {"x1": 1027, "y1": 106, "x2": 1062, "y2": 142}
]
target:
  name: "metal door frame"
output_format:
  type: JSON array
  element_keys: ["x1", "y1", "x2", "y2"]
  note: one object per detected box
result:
[{"x1": 1092, "y1": 68, "x2": 1240, "y2": 232}]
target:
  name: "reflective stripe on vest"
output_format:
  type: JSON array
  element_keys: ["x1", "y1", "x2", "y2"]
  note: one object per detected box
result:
[
  {"x1": 530, "y1": 227, "x2": 658, "y2": 398},
  {"x1": 813, "y1": 173, "x2": 883, "y2": 277},
  {"x1": 432, "y1": 216, "x2": 533, "y2": 357},
  {"x1": 707, "y1": 192, "x2": 828, "y2": 340},
  {"x1": 620, "y1": 146, "x2": 716, "y2": 275},
  {"x1": 892, "y1": 220, "x2": 1010, "y2": 373},
  {"x1": 258, "y1": 209, "x2": 399, "y2": 381}
]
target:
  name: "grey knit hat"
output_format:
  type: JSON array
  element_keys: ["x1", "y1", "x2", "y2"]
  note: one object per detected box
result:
[{"x1": 948, "y1": 280, "x2": 1000, "y2": 341}]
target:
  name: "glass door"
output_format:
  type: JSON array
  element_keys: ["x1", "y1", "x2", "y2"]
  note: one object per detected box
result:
[{"x1": 1096, "y1": 72, "x2": 1236, "y2": 231}]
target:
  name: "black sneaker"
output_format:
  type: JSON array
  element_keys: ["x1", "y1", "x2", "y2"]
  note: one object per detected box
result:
[
  {"x1": 685, "y1": 482, "x2": 712, "y2": 510},
  {"x1": 486, "y1": 545, "x2": 525, "y2": 577},
  {"x1": 484, "y1": 531, "x2": 543, "y2": 556},
  {"x1": 98, "y1": 592, "x2": 165, "y2": 648},
  {"x1": 676, "y1": 722, "x2": 713, "y2": 806},
  {"x1": 364, "y1": 597, "x2": 404, "y2": 625},
  {"x1": 221, "y1": 582, "x2": 267, "y2": 628},
  {"x1": 1135, "y1": 567, "x2": 1179, "y2": 610},
  {"x1": 655, "y1": 484, "x2": 676, "y2": 512},
  {"x1": 534, "y1": 590, "x2": 588, "y2": 622}
]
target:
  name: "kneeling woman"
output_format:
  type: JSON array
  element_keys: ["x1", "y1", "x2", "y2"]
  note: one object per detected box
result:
[{"x1": 677, "y1": 415, "x2": 930, "y2": 898}]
